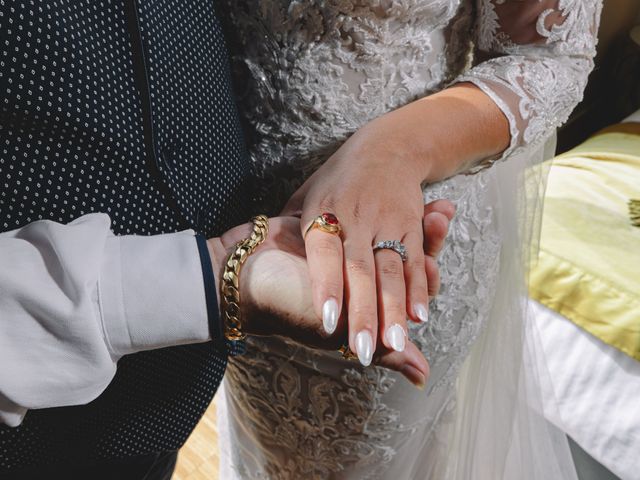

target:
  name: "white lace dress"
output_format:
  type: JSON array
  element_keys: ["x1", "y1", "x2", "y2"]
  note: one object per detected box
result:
[{"x1": 215, "y1": 2, "x2": 601, "y2": 479}]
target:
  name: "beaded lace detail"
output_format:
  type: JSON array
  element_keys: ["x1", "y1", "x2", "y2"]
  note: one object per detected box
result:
[
  {"x1": 217, "y1": 1, "x2": 601, "y2": 478},
  {"x1": 459, "y1": 0, "x2": 602, "y2": 172}
]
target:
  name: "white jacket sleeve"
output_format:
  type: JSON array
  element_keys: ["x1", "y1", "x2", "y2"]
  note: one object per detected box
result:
[{"x1": 0, "y1": 213, "x2": 211, "y2": 426}]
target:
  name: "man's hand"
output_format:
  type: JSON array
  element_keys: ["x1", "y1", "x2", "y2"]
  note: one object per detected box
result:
[{"x1": 207, "y1": 200, "x2": 453, "y2": 388}]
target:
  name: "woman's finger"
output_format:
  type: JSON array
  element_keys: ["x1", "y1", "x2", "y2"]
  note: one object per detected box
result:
[
  {"x1": 402, "y1": 230, "x2": 430, "y2": 324},
  {"x1": 423, "y1": 199, "x2": 456, "y2": 221},
  {"x1": 343, "y1": 229, "x2": 378, "y2": 367},
  {"x1": 425, "y1": 254, "x2": 441, "y2": 298},
  {"x1": 421, "y1": 207, "x2": 451, "y2": 300},
  {"x1": 374, "y1": 341, "x2": 430, "y2": 390},
  {"x1": 373, "y1": 238, "x2": 408, "y2": 353},
  {"x1": 304, "y1": 220, "x2": 344, "y2": 336},
  {"x1": 423, "y1": 211, "x2": 450, "y2": 258}
]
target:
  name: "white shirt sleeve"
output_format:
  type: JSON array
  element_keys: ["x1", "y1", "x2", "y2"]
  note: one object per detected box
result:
[{"x1": 0, "y1": 213, "x2": 211, "y2": 426}]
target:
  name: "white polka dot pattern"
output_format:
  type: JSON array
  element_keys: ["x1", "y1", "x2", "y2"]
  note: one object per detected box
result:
[
  {"x1": 0, "y1": 0, "x2": 249, "y2": 470},
  {"x1": 137, "y1": 0, "x2": 249, "y2": 234}
]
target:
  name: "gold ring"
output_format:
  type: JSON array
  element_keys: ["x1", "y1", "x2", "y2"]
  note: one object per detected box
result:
[
  {"x1": 304, "y1": 212, "x2": 342, "y2": 240},
  {"x1": 338, "y1": 343, "x2": 358, "y2": 361}
]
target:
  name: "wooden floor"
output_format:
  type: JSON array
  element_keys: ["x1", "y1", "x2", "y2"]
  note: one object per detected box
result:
[{"x1": 173, "y1": 402, "x2": 220, "y2": 480}]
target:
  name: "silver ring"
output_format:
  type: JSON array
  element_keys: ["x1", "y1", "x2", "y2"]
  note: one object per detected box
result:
[{"x1": 373, "y1": 240, "x2": 408, "y2": 262}]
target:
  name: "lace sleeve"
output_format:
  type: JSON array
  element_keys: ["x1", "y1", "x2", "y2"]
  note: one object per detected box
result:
[{"x1": 456, "y1": 0, "x2": 603, "y2": 173}]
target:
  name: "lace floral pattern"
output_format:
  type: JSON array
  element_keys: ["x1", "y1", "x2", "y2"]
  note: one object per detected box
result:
[
  {"x1": 458, "y1": 0, "x2": 602, "y2": 172},
  {"x1": 414, "y1": 172, "x2": 500, "y2": 392},
  {"x1": 217, "y1": 1, "x2": 600, "y2": 478},
  {"x1": 220, "y1": 0, "x2": 468, "y2": 213},
  {"x1": 225, "y1": 346, "x2": 418, "y2": 479}
]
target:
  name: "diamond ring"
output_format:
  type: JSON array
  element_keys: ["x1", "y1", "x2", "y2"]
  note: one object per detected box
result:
[{"x1": 373, "y1": 240, "x2": 408, "y2": 262}]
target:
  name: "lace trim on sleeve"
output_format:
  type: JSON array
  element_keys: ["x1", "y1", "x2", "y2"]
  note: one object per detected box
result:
[{"x1": 455, "y1": 0, "x2": 602, "y2": 173}]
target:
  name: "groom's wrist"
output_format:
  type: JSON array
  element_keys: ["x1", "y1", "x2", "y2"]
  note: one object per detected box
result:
[
  {"x1": 205, "y1": 222, "x2": 255, "y2": 340},
  {"x1": 206, "y1": 236, "x2": 227, "y2": 306},
  {"x1": 194, "y1": 234, "x2": 225, "y2": 344}
]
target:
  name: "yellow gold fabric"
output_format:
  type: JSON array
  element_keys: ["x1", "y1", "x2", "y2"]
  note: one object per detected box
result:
[{"x1": 530, "y1": 123, "x2": 640, "y2": 361}]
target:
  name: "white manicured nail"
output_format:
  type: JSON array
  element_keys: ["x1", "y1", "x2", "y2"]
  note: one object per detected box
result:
[
  {"x1": 385, "y1": 324, "x2": 406, "y2": 352},
  {"x1": 322, "y1": 298, "x2": 339, "y2": 335},
  {"x1": 414, "y1": 303, "x2": 429, "y2": 323},
  {"x1": 355, "y1": 331, "x2": 373, "y2": 367}
]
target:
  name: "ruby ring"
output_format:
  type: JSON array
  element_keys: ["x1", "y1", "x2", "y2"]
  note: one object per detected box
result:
[{"x1": 304, "y1": 212, "x2": 342, "y2": 240}]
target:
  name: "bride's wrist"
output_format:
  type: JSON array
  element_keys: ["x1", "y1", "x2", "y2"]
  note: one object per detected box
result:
[
  {"x1": 352, "y1": 118, "x2": 434, "y2": 182},
  {"x1": 357, "y1": 84, "x2": 512, "y2": 183}
]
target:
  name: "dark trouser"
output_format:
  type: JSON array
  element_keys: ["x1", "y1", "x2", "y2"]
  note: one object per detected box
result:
[{"x1": 0, "y1": 451, "x2": 177, "y2": 480}]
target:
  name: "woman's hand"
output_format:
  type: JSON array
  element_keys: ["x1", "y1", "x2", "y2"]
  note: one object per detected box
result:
[
  {"x1": 281, "y1": 125, "x2": 453, "y2": 366},
  {"x1": 281, "y1": 84, "x2": 508, "y2": 366},
  {"x1": 284, "y1": 130, "x2": 429, "y2": 366},
  {"x1": 208, "y1": 209, "x2": 451, "y2": 388}
]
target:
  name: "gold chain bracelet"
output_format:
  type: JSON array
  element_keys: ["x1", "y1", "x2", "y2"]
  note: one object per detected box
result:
[{"x1": 220, "y1": 215, "x2": 269, "y2": 341}]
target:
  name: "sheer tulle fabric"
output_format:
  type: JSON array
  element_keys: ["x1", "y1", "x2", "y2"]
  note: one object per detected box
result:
[
  {"x1": 216, "y1": 1, "x2": 601, "y2": 478},
  {"x1": 439, "y1": 140, "x2": 580, "y2": 479}
]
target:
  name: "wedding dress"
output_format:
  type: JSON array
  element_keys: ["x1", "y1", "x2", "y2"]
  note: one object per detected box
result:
[{"x1": 215, "y1": 2, "x2": 602, "y2": 478}]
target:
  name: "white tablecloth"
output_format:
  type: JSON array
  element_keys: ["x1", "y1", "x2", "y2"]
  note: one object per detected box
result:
[{"x1": 528, "y1": 300, "x2": 640, "y2": 480}]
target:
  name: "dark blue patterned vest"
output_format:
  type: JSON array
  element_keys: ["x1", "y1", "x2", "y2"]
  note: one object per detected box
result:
[{"x1": 0, "y1": 0, "x2": 251, "y2": 471}]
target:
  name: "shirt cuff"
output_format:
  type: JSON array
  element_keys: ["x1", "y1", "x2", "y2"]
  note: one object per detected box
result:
[
  {"x1": 195, "y1": 233, "x2": 224, "y2": 347},
  {"x1": 98, "y1": 230, "x2": 212, "y2": 356}
]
